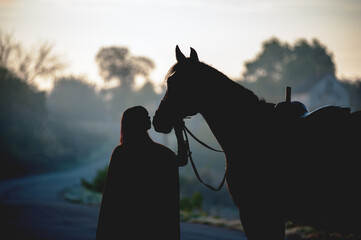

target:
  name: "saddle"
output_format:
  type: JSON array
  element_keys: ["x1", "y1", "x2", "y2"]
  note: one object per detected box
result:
[
  {"x1": 274, "y1": 101, "x2": 351, "y2": 122},
  {"x1": 273, "y1": 86, "x2": 353, "y2": 121}
]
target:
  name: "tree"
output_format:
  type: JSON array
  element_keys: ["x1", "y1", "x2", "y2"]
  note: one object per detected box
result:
[
  {"x1": 16, "y1": 41, "x2": 66, "y2": 85},
  {"x1": 243, "y1": 38, "x2": 291, "y2": 84},
  {"x1": 0, "y1": 30, "x2": 66, "y2": 86},
  {"x1": 241, "y1": 37, "x2": 336, "y2": 101},
  {"x1": 48, "y1": 76, "x2": 107, "y2": 122},
  {"x1": 134, "y1": 81, "x2": 159, "y2": 108},
  {"x1": 0, "y1": 66, "x2": 47, "y2": 178},
  {"x1": 284, "y1": 39, "x2": 335, "y2": 91},
  {"x1": 46, "y1": 76, "x2": 110, "y2": 172},
  {"x1": 95, "y1": 46, "x2": 154, "y2": 90},
  {"x1": 96, "y1": 46, "x2": 157, "y2": 118},
  {"x1": 0, "y1": 31, "x2": 19, "y2": 68}
]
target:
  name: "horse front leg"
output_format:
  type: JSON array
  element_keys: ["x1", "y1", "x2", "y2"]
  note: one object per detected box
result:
[
  {"x1": 228, "y1": 177, "x2": 285, "y2": 240},
  {"x1": 238, "y1": 205, "x2": 285, "y2": 240}
]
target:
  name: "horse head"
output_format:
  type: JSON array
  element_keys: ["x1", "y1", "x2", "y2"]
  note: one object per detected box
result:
[{"x1": 153, "y1": 46, "x2": 202, "y2": 133}]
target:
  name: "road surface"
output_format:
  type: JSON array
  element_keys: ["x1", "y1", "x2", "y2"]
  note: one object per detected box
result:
[{"x1": 0, "y1": 151, "x2": 246, "y2": 240}]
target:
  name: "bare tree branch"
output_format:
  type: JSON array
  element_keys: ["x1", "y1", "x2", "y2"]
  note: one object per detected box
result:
[
  {"x1": 0, "y1": 30, "x2": 67, "y2": 87},
  {"x1": 0, "y1": 31, "x2": 20, "y2": 68}
]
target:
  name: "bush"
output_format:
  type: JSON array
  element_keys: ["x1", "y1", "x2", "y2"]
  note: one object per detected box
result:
[
  {"x1": 180, "y1": 191, "x2": 203, "y2": 212},
  {"x1": 191, "y1": 191, "x2": 203, "y2": 210},
  {"x1": 81, "y1": 166, "x2": 108, "y2": 193},
  {"x1": 180, "y1": 197, "x2": 193, "y2": 212}
]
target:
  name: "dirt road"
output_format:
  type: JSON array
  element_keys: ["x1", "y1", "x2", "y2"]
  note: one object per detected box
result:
[{"x1": 0, "y1": 153, "x2": 246, "y2": 240}]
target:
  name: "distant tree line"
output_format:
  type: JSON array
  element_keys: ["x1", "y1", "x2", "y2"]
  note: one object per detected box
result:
[
  {"x1": 0, "y1": 67, "x2": 110, "y2": 179},
  {"x1": 1, "y1": 30, "x2": 361, "y2": 181},
  {"x1": 95, "y1": 46, "x2": 159, "y2": 118},
  {"x1": 0, "y1": 31, "x2": 161, "y2": 179},
  {"x1": 0, "y1": 31, "x2": 66, "y2": 86},
  {"x1": 240, "y1": 37, "x2": 361, "y2": 110},
  {"x1": 0, "y1": 66, "x2": 47, "y2": 177},
  {"x1": 0, "y1": 31, "x2": 69, "y2": 178}
]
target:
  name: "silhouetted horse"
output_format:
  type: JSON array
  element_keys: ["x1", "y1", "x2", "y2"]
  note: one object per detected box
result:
[{"x1": 153, "y1": 46, "x2": 361, "y2": 240}]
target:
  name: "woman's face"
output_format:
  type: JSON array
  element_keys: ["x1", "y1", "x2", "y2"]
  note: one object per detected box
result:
[{"x1": 137, "y1": 107, "x2": 151, "y2": 131}]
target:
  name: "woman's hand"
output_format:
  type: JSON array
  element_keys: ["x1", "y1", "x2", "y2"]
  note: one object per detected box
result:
[
  {"x1": 173, "y1": 120, "x2": 188, "y2": 166},
  {"x1": 173, "y1": 120, "x2": 185, "y2": 142}
]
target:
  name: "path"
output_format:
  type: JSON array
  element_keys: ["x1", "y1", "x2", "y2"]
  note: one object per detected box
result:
[{"x1": 0, "y1": 150, "x2": 246, "y2": 240}]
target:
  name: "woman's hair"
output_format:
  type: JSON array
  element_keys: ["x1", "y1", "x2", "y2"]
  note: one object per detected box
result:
[{"x1": 120, "y1": 106, "x2": 150, "y2": 144}]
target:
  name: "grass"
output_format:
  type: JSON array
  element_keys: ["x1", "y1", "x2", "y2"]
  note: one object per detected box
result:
[
  {"x1": 62, "y1": 184, "x2": 361, "y2": 240},
  {"x1": 63, "y1": 166, "x2": 361, "y2": 240},
  {"x1": 61, "y1": 185, "x2": 102, "y2": 205}
]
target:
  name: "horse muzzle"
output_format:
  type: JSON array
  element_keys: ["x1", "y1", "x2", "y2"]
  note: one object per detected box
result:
[{"x1": 152, "y1": 110, "x2": 174, "y2": 134}]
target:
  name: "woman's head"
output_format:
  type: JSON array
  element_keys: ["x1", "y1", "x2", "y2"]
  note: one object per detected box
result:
[{"x1": 120, "y1": 106, "x2": 151, "y2": 144}]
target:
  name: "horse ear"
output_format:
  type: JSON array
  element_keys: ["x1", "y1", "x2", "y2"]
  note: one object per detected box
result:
[
  {"x1": 190, "y1": 47, "x2": 199, "y2": 62},
  {"x1": 176, "y1": 45, "x2": 186, "y2": 62}
]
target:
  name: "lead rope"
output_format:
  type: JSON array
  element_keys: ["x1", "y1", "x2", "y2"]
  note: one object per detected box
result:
[
  {"x1": 181, "y1": 126, "x2": 227, "y2": 191},
  {"x1": 184, "y1": 125, "x2": 224, "y2": 153}
]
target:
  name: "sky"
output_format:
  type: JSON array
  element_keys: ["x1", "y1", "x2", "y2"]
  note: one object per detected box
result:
[{"x1": 1, "y1": 0, "x2": 361, "y2": 91}]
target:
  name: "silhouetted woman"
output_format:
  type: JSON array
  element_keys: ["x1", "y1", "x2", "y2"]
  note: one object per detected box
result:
[{"x1": 96, "y1": 106, "x2": 187, "y2": 240}]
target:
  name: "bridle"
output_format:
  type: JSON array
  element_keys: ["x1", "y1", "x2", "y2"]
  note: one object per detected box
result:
[
  {"x1": 160, "y1": 83, "x2": 227, "y2": 191},
  {"x1": 180, "y1": 121, "x2": 227, "y2": 191}
]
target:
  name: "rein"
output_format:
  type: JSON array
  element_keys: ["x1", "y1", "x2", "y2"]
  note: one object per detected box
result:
[
  {"x1": 184, "y1": 125, "x2": 224, "y2": 153},
  {"x1": 181, "y1": 123, "x2": 227, "y2": 191}
]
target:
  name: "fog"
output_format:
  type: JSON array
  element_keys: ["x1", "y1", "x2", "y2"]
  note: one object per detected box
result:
[{"x1": 1, "y1": 34, "x2": 361, "y2": 220}]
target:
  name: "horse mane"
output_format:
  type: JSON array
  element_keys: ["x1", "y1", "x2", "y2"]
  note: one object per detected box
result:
[
  {"x1": 201, "y1": 62, "x2": 260, "y2": 103},
  {"x1": 165, "y1": 60, "x2": 262, "y2": 105}
]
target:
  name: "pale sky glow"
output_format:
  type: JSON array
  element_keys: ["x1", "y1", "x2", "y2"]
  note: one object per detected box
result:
[{"x1": 1, "y1": 0, "x2": 361, "y2": 91}]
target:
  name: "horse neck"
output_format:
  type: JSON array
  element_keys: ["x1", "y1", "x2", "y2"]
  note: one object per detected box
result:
[{"x1": 198, "y1": 79, "x2": 270, "y2": 157}]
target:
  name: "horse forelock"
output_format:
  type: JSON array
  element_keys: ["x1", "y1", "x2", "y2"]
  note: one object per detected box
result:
[{"x1": 164, "y1": 63, "x2": 178, "y2": 82}]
